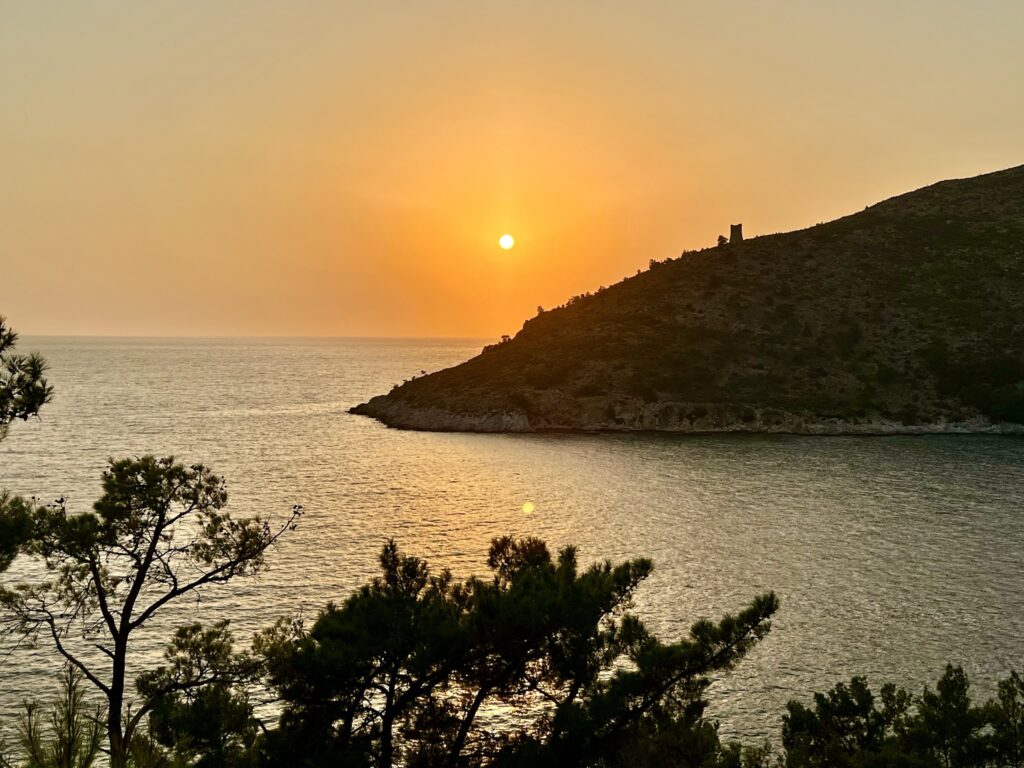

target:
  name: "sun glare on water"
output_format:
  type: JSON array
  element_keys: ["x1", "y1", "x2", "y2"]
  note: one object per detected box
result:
[{"x1": 499, "y1": 233, "x2": 515, "y2": 250}]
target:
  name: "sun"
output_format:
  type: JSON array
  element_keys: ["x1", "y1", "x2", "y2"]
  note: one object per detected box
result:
[{"x1": 499, "y1": 233, "x2": 515, "y2": 250}]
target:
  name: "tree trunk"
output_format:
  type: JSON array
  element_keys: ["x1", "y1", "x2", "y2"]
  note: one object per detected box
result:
[
  {"x1": 107, "y1": 707, "x2": 126, "y2": 768},
  {"x1": 107, "y1": 643, "x2": 128, "y2": 768},
  {"x1": 447, "y1": 684, "x2": 492, "y2": 767},
  {"x1": 380, "y1": 672, "x2": 396, "y2": 768},
  {"x1": 380, "y1": 711, "x2": 394, "y2": 768}
]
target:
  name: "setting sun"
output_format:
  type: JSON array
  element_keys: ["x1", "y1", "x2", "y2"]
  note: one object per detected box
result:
[{"x1": 499, "y1": 234, "x2": 515, "y2": 250}]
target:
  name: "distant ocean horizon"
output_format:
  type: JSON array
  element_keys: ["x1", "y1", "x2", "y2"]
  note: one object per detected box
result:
[
  {"x1": 2, "y1": 336, "x2": 1023, "y2": 743},
  {"x1": 21, "y1": 334, "x2": 493, "y2": 342}
]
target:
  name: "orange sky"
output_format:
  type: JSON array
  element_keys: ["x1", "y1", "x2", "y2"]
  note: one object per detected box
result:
[{"x1": 3, "y1": 2, "x2": 1023, "y2": 338}]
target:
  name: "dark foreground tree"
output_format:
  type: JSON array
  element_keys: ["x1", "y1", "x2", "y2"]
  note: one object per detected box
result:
[
  {"x1": 260, "y1": 536, "x2": 778, "y2": 768},
  {"x1": 0, "y1": 494, "x2": 33, "y2": 575},
  {"x1": 0, "y1": 456, "x2": 301, "y2": 768},
  {"x1": 0, "y1": 667, "x2": 104, "y2": 768},
  {"x1": 908, "y1": 665, "x2": 989, "y2": 766},
  {"x1": 783, "y1": 664, "x2": 1024, "y2": 768},
  {"x1": 0, "y1": 316, "x2": 51, "y2": 442},
  {"x1": 0, "y1": 316, "x2": 52, "y2": 573},
  {"x1": 782, "y1": 675, "x2": 915, "y2": 767},
  {"x1": 989, "y1": 671, "x2": 1024, "y2": 768},
  {"x1": 139, "y1": 621, "x2": 262, "y2": 768}
]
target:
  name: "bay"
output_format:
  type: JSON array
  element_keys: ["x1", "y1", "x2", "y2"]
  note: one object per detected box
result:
[{"x1": 1, "y1": 337, "x2": 1022, "y2": 743}]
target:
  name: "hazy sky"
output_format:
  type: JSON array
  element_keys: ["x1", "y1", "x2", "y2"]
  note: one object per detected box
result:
[{"x1": 3, "y1": 1, "x2": 1023, "y2": 337}]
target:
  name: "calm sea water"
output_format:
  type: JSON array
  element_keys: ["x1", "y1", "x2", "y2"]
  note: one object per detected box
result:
[{"x1": 1, "y1": 337, "x2": 1023, "y2": 743}]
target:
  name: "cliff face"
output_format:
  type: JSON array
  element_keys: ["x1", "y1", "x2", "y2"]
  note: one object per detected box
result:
[{"x1": 352, "y1": 165, "x2": 1024, "y2": 434}]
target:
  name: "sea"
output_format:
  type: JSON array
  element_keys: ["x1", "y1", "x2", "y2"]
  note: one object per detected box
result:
[{"x1": 1, "y1": 336, "x2": 1023, "y2": 744}]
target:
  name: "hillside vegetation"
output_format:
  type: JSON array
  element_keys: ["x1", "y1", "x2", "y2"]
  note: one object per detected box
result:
[{"x1": 353, "y1": 165, "x2": 1024, "y2": 433}]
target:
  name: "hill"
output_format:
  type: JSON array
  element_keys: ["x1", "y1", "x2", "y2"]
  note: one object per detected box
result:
[{"x1": 352, "y1": 165, "x2": 1024, "y2": 433}]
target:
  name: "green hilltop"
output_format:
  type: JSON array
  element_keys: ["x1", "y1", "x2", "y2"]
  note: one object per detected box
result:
[{"x1": 353, "y1": 164, "x2": 1024, "y2": 433}]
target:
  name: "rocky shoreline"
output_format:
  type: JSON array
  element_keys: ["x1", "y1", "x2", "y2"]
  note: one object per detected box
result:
[{"x1": 349, "y1": 396, "x2": 1024, "y2": 435}]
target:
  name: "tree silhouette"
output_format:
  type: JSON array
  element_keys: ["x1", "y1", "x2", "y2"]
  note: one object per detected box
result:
[
  {"x1": 0, "y1": 456, "x2": 301, "y2": 768},
  {"x1": 0, "y1": 316, "x2": 51, "y2": 441},
  {"x1": 783, "y1": 665, "x2": 1024, "y2": 767},
  {"x1": 260, "y1": 536, "x2": 778, "y2": 768},
  {"x1": 0, "y1": 316, "x2": 52, "y2": 573},
  {"x1": 140, "y1": 621, "x2": 262, "y2": 768},
  {"x1": 11, "y1": 668, "x2": 104, "y2": 768}
]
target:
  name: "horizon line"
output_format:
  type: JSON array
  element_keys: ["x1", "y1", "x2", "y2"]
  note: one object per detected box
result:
[{"x1": 20, "y1": 332, "x2": 494, "y2": 341}]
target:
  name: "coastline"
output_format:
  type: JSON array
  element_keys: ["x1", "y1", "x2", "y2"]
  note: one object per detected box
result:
[{"x1": 349, "y1": 396, "x2": 1024, "y2": 435}]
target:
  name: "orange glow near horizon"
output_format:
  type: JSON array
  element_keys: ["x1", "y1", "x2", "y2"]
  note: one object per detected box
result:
[{"x1": 3, "y1": 3, "x2": 1023, "y2": 338}]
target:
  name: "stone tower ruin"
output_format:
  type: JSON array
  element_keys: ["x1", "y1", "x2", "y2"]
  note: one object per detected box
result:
[{"x1": 730, "y1": 223, "x2": 743, "y2": 243}]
